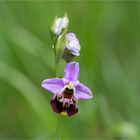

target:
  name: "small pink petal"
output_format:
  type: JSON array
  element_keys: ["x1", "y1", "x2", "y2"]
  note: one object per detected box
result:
[
  {"x1": 65, "y1": 62, "x2": 80, "y2": 81},
  {"x1": 42, "y1": 78, "x2": 64, "y2": 94},
  {"x1": 75, "y1": 83, "x2": 93, "y2": 99}
]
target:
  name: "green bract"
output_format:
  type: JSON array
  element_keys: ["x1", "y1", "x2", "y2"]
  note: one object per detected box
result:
[{"x1": 55, "y1": 29, "x2": 67, "y2": 63}]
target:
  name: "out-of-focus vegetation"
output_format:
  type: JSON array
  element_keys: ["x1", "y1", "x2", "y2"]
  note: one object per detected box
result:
[{"x1": 0, "y1": 1, "x2": 140, "y2": 139}]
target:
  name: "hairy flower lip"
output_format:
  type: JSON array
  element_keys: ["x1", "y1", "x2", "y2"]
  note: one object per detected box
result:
[{"x1": 50, "y1": 94, "x2": 78, "y2": 116}]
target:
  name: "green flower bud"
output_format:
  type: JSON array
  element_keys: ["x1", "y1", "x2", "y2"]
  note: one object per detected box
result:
[{"x1": 51, "y1": 13, "x2": 69, "y2": 36}]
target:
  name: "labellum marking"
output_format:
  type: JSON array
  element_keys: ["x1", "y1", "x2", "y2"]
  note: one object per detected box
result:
[{"x1": 63, "y1": 87, "x2": 74, "y2": 99}]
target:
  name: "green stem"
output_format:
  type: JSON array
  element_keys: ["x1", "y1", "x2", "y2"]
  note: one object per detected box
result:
[
  {"x1": 54, "y1": 39, "x2": 59, "y2": 77},
  {"x1": 54, "y1": 44, "x2": 61, "y2": 140},
  {"x1": 56, "y1": 115, "x2": 61, "y2": 140},
  {"x1": 55, "y1": 60, "x2": 59, "y2": 77}
]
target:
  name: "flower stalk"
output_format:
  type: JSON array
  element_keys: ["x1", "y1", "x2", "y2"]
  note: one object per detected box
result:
[
  {"x1": 54, "y1": 39, "x2": 61, "y2": 140},
  {"x1": 41, "y1": 13, "x2": 93, "y2": 140},
  {"x1": 56, "y1": 115, "x2": 61, "y2": 140}
]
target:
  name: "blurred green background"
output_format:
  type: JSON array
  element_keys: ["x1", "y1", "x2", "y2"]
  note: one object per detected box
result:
[{"x1": 0, "y1": 1, "x2": 140, "y2": 139}]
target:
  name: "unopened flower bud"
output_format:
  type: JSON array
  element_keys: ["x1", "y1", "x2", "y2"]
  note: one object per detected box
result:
[
  {"x1": 63, "y1": 33, "x2": 81, "y2": 62},
  {"x1": 66, "y1": 33, "x2": 81, "y2": 56},
  {"x1": 51, "y1": 14, "x2": 69, "y2": 36}
]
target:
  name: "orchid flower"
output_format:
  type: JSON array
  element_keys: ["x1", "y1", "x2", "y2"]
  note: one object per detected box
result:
[{"x1": 42, "y1": 62, "x2": 93, "y2": 116}]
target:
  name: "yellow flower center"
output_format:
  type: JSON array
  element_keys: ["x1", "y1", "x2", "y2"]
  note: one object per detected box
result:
[{"x1": 68, "y1": 82, "x2": 74, "y2": 89}]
